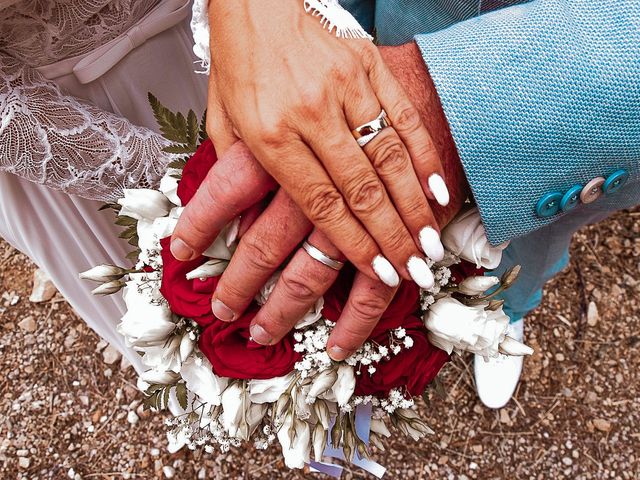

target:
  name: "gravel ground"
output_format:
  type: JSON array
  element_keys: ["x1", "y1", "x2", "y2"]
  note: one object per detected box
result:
[{"x1": 1, "y1": 208, "x2": 639, "y2": 480}]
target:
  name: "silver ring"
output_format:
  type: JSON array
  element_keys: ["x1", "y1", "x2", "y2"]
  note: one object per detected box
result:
[
  {"x1": 351, "y1": 110, "x2": 391, "y2": 148},
  {"x1": 302, "y1": 241, "x2": 345, "y2": 271}
]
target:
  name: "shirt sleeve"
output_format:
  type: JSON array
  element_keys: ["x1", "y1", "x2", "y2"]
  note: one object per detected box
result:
[
  {"x1": 0, "y1": 50, "x2": 176, "y2": 202},
  {"x1": 414, "y1": 0, "x2": 640, "y2": 245}
]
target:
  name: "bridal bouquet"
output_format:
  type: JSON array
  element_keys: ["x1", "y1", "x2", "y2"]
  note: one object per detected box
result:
[{"x1": 81, "y1": 97, "x2": 532, "y2": 476}]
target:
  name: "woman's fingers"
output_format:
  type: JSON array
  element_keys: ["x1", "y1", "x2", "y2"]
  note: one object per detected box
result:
[
  {"x1": 326, "y1": 273, "x2": 398, "y2": 361},
  {"x1": 170, "y1": 141, "x2": 277, "y2": 261},
  {"x1": 211, "y1": 190, "x2": 312, "y2": 321},
  {"x1": 365, "y1": 45, "x2": 450, "y2": 209},
  {"x1": 249, "y1": 230, "x2": 343, "y2": 345}
]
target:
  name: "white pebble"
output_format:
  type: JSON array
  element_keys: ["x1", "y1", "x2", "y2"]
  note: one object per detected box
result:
[{"x1": 127, "y1": 410, "x2": 139, "y2": 425}]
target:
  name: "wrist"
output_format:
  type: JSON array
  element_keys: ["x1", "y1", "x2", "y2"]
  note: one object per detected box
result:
[{"x1": 379, "y1": 42, "x2": 469, "y2": 226}]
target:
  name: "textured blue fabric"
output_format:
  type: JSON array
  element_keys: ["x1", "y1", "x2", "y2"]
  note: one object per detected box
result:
[
  {"x1": 410, "y1": 0, "x2": 640, "y2": 244},
  {"x1": 339, "y1": 0, "x2": 640, "y2": 321}
]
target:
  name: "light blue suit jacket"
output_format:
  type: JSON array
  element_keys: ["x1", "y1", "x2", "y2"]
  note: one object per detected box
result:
[{"x1": 342, "y1": 0, "x2": 640, "y2": 246}]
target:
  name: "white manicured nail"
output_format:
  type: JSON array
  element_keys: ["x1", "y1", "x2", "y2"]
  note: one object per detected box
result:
[
  {"x1": 372, "y1": 255, "x2": 400, "y2": 287},
  {"x1": 407, "y1": 256, "x2": 435, "y2": 289},
  {"x1": 428, "y1": 173, "x2": 450, "y2": 207},
  {"x1": 419, "y1": 226, "x2": 445, "y2": 262}
]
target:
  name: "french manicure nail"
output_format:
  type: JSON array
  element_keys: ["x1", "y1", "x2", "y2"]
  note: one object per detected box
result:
[
  {"x1": 211, "y1": 299, "x2": 236, "y2": 322},
  {"x1": 250, "y1": 323, "x2": 272, "y2": 345},
  {"x1": 407, "y1": 256, "x2": 435, "y2": 289},
  {"x1": 372, "y1": 255, "x2": 400, "y2": 287},
  {"x1": 428, "y1": 173, "x2": 450, "y2": 207},
  {"x1": 170, "y1": 237, "x2": 195, "y2": 261},
  {"x1": 328, "y1": 345, "x2": 351, "y2": 361},
  {"x1": 419, "y1": 226, "x2": 445, "y2": 262}
]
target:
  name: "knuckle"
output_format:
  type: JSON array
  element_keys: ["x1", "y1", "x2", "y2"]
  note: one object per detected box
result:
[
  {"x1": 343, "y1": 173, "x2": 386, "y2": 216},
  {"x1": 369, "y1": 135, "x2": 408, "y2": 176},
  {"x1": 203, "y1": 171, "x2": 241, "y2": 214},
  {"x1": 393, "y1": 105, "x2": 423, "y2": 134},
  {"x1": 350, "y1": 292, "x2": 389, "y2": 321},
  {"x1": 305, "y1": 184, "x2": 347, "y2": 225},
  {"x1": 384, "y1": 225, "x2": 412, "y2": 254},
  {"x1": 356, "y1": 42, "x2": 380, "y2": 70},
  {"x1": 239, "y1": 233, "x2": 280, "y2": 272},
  {"x1": 255, "y1": 118, "x2": 290, "y2": 151},
  {"x1": 280, "y1": 271, "x2": 318, "y2": 302}
]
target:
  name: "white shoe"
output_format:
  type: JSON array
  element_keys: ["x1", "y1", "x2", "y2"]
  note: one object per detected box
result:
[{"x1": 474, "y1": 319, "x2": 524, "y2": 409}]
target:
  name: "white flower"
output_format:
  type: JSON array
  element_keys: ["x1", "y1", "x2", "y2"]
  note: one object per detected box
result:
[
  {"x1": 370, "y1": 418, "x2": 391, "y2": 438},
  {"x1": 181, "y1": 356, "x2": 228, "y2": 406},
  {"x1": 458, "y1": 275, "x2": 500, "y2": 296},
  {"x1": 118, "y1": 280, "x2": 176, "y2": 347},
  {"x1": 295, "y1": 296, "x2": 325, "y2": 329},
  {"x1": 424, "y1": 296, "x2": 532, "y2": 358},
  {"x1": 202, "y1": 223, "x2": 235, "y2": 260},
  {"x1": 79, "y1": 264, "x2": 127, "y2": 282},
  {"x1": 140, "y1": 369, "x2": 180, "y2": 385},
  {"x1": 167, "y1": 428, "x2": 188, "y2": 454},
  {"x1": 255, "y1": 272, "x2": 280, "y2": 306},
  {"x1": 332, "y1": 364, "x2": 356, "y2": 407},
  {"x1": 140, "y1": 340, "x2": 181, "y2": 373},
  {"x1": 307, "y1": 368, "x2": 338, "y2": 402},
  {"x1": 118, "y1": 189, "x2": 171, "y2": 222},
  {"x1": 221, "y1": 383, "x2": 244, "y2": 438},
  {"x1": 136, "y1": 208, "x2": 181, "y2": 266},
  {"x1": 441, "y1": 207, "x2": 509, "y2": 269},
  {"x1": 312, "y1": 423, "x2": 327, "y2": 462},
  {"x1": 91, "y1": 280, "x2": 125, "y2": 295},
  {"x1": 185, "y1": 258, "x2": 228, "y2": 280},
  {"x1": 159, "y1": 169, "x2": 182, "y2": 206},
  {"x1": 277, "y1": 413, "x2": 311, "y2": 469},
  {"x1": 249, "y1": 373, "x2": 295, "y2": 404}
]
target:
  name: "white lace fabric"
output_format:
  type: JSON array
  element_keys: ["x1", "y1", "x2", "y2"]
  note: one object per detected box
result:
[{"x1": 0, "y1": 0, "x2": 175, "y2": 202}]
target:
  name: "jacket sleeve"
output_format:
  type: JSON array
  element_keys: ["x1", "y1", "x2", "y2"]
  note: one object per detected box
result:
[
  {"x1": 0, "y1": 51, "x2": 176, "y2": 202},
  {"x1": 414, "y1": 0, "x2": 640, "y2": 245}
]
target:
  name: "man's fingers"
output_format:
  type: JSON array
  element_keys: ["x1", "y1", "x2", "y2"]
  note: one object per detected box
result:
[
  {"x1": 367, "y1": 50, "x2": 450, "y2": 209},
  {"x1": 170, "y1": 141, "x2": 276, "y2": 261},
  {"x1": 212, "y1": 191, "x2": 312, "y2": 321},
  {"x1": 326, "y1": 273, "x2": 398, "y2": 361},
  {"x1": 249, "y1": 230, "x2": 343, "y2": 345}
]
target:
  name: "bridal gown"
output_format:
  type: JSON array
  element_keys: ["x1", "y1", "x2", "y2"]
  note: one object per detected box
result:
[{"x1": 0, "y1": 0, "x2": 208, "y2": 371}]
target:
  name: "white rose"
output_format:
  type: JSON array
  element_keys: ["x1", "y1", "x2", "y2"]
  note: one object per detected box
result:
[
  {"x1": 118, "y1": 189, "x2": 171, "y2": 222},
  {"x1": 185, "y1": 258, "x2": 228, "y2": 281},
  {"x1": 458, "y1": 275, "x2": 500, "y2": 296},
  {"x1": 136, "y1": 208, "x2": 181, "y2": 265},
  {"x1": 202, "y1": 223, "x2": 235, "y2": 260},
  {"x1": 159, "y1": 169, "x2": 182, "y2": 206},
  {"x1": 139, "y1": 341, "x2": 181, "y2": 373},
  {"x1": 424, "y1": 296, "x2": 532, "y2": 358},
  {"x1": 118, "y1": 280, "x2": 176, "y2": 347},
  {"x1": 331, "y1": 364, "x2": 355, "y2": 407},
  {"x1": 140, "y1": 368, "x2": 180, "y2": 385},
  {"x1": 180, "y1": 356, "x2": 227, "y2": 406},
  {"x1": 221, "y1": 383, "x2": 244, "y2": 437},
  {"x1": 277, "y1": 413, "x2": 311, "y2": 469},
  {"x1": 441, "y1": 207, "x2": 509, "y2": 269},
  {"x1": 249, "y1": 373, "x2": 295, "y2": 404}
]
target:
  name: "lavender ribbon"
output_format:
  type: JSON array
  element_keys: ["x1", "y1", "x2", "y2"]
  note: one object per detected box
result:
[{"x1": 309, "y1": 403, "x2": 386, "y2": 478}]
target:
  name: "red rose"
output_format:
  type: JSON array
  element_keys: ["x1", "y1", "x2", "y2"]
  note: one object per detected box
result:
[
  {"x1": 449, "y1": 261, "x2": 485, "y2": 285},
  {"x1": 354, "y1": 316, "x2": 449, "y2": 398},
  {"x1": 199, "y1": 309, "x2": 301, "y2": 379},
  {"x1": 177, "y1": 138, "x2": 218, "y2": 204},
  {"x1": 159, "y1": 236, "x2": 217, "y2": 327}
]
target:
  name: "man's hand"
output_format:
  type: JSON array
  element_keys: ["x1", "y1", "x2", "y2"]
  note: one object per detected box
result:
[{"x1": 171, "y1": 42, "x2": 468, "y2": 360}]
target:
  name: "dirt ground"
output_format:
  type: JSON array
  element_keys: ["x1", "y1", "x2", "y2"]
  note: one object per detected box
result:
[{"x1": 1, "y1": 208, "x2": 639, "y2": 480}]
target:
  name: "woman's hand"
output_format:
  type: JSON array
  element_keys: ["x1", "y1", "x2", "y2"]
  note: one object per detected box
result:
[{"x1": 171, "y1": 0, "x2": 450, "y2": 289}]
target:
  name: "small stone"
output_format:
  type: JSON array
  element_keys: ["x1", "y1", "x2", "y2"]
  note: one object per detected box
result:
[
  {"x1": 127, "y1": 410, "x2": 139, "y2": 425},
  {"x1": 18, "y1": 316, "x2": 36, "y2": 333},
  {"x1": 162, "y1": 466, "x2": 175, "y2": 479},
  {"x1": 587, "y1": 302, "x2": 599, "y2": 327},
  {"x1": 18, "y1": 456, "x2": 30, "y2": 468},
  {"x1": 29, "y1": 268, "x2": 57, "y2": 302},
  {"x1": 79, "y1": 396, "x2": 89, "y2": 407},
  {"x1": 471, "y1": 444, "x2": 483, "y2": 453},
  {"x1": 101, "y1": 345, "x2": 121, "y2": 365},
  {"x1": 593, "y1": 418, "x2": 611, "y2": 432},
  {"x1": 499, "y1": 409, "x2": 511, "y2": 425},
  {"x1": 585, "y1": 391, "x2": 598, "y2": 404},
  {"x1": 16, "y1": 449, "x2": 28, "y2": 457},
  {"x1": 556, "y1": 353, "x2": 565, "y2": 362},
  {"x1": 197, "y1": 468, "x2": 206, "y2": 480},
  {"x1": 562, "y1": 457, "x2": 573, "y2": 466},
  {"x1": 64, "y1": 329, "x2": 78, "y2": 348}
]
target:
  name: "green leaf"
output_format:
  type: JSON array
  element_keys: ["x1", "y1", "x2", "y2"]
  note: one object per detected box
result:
[
  {"x1": 198, "y1": 110, "x2": 208, "y2": 143},
  {"x1": 118, "y1": 225, "x2": 137, "y2": 239},
  {"x1": 176, "y1": 383, "x2": 188, "y2": 410},
  {"x1": 127, "y1": 234, "x2": 139, "y2": 247},
  {"x1": 148, "y1": 92, "x2": 189, "y2": 143},
  {"x1": 125, "y1": 249, "x2": 141, "y2": 261},
  {"x1": 99, "y1": 202, "x2": 121, "y2": 212},
  {"x1": 186, "y1": 109, "x2": 199, "y2": 149},
  {"x1": 168, "y1": 158, "x2": 188, "y2": 169},
  {"x1": 115, "y1": 216, "x2": 137, "y2": 227},
  {"x1": 163, "y1": 144, "x2": 194, "y2": 155}
]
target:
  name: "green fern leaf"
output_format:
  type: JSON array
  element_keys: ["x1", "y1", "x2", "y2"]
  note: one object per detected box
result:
[
  {"x1": 198, "y1": 109, "x2": 208, "y2": 143},
  {"x1": 148, "y1": 92, "x2": 189, "y2": 143}
]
